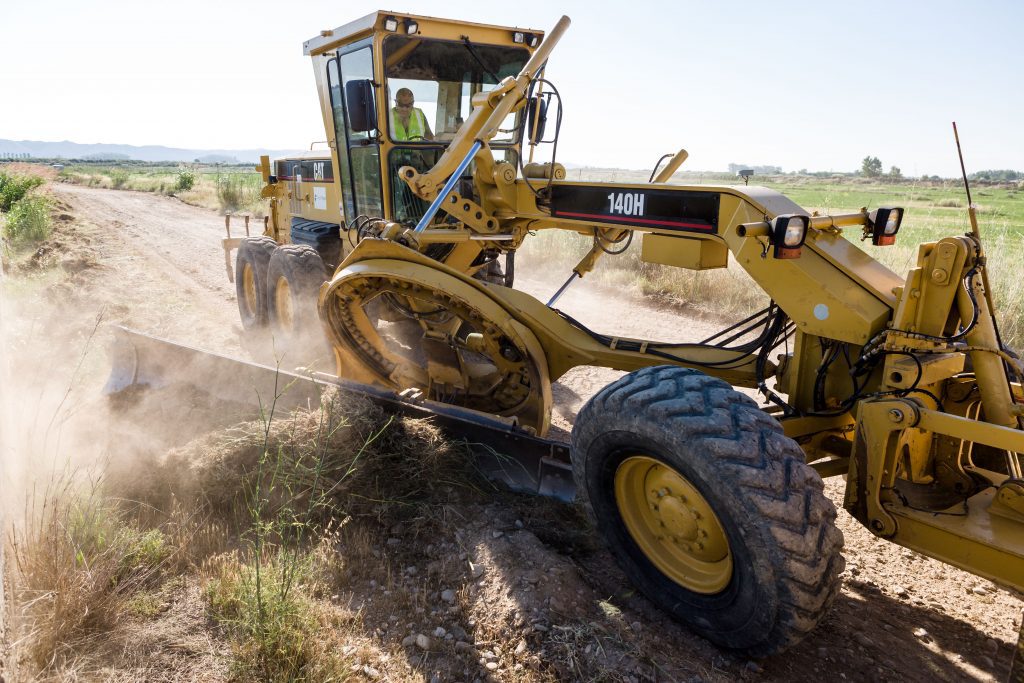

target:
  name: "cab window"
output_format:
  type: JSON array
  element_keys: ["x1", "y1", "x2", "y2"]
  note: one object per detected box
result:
[{"x1": 383, "y1": 36, "x2": 530, "y2": 145}]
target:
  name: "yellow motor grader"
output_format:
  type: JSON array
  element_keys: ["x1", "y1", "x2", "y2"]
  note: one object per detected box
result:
[{"x1": 110, "y1": 11, "x2": 1024, "y2": 657}]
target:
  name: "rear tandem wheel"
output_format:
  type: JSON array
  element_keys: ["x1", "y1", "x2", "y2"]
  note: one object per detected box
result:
[
  {"x1": 571, "y1": 365, "x2": 845, "y2": 656},
  {"x1": 234, "y1": 236, "x2": 278, "y2": 329},
  {"x1": 266, "y1": 244, "x2": 329, "y2": 362}
]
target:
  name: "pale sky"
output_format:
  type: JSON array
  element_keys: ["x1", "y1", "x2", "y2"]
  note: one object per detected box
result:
[{"x1": 2, "y1": 0, "x2": 1021, "y2": 176}]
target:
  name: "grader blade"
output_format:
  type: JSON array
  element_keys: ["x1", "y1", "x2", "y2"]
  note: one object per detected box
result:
[{"x1": 105, "y1": 326, "x2": 575, "y2": 502}]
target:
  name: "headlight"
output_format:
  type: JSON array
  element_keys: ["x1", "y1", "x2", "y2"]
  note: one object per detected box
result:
[
  {"x1": 528, "y1": 33, "x2": 540, "y2": 47},
  {"x1": 404, "y1": 19, "x2": 419, "y2": 34},
  {"x1": 869, "y1": 207, "x2": 903, "y2": 245},
  {"x1": 771, "y1": 214, "x2": 809, "y2": 259},
  {"x1": 383, "y1": 16, "x2": 399, "y2": 32},
  {"x1": 512, "y1": 31, "x2": 526, "y2": 44}
]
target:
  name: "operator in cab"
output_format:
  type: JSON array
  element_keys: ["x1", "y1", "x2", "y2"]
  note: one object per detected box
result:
[{"x1": 390, "y1": 88, "x2": 434, "y2": 141}]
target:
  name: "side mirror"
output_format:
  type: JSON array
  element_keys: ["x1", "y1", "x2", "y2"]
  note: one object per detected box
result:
[
  {"x1": 345, "y1": 79, "x2": 377, "y2": 133},
  {"x1": 525, "y1": 95, "x2": 548, "y2": 143}
]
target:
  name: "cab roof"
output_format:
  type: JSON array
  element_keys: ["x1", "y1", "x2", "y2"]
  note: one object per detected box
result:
[{"x1": 303, "y1": 10, "x2": 545, "y2": 56}]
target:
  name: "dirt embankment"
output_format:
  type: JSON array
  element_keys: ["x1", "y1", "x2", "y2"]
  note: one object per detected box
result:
[{"x1": 2, "y1": 183, "x2": 1022, "y2": 682}]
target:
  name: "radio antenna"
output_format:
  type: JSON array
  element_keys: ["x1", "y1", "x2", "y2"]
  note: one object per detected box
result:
[{"x1": 952, "y1": 121, "x2": 981, "y2": 242}]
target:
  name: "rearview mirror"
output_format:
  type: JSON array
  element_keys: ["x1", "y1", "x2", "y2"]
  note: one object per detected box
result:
[
  {"x1": 525, "y1": 95, "x2": 548, "y2": 143},
  {"x1": 345, "y1": 79, "x2": 377, "y2": 133}
]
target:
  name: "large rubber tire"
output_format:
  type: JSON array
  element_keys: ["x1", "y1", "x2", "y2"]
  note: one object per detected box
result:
[
  {"x1": 571, "y1": 366, "x2": 844, "y2": 656},
  {"x1": 235, "y1": 236, "x2": 278, "y2": 330},
  {"x1": 266, "y1": 244, "x2": 329, "y2": 363}
]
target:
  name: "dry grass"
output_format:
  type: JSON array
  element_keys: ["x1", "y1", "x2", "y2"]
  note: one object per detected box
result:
[{"x1": 6, "y1": 478, "x2": 172, "y2": 677}]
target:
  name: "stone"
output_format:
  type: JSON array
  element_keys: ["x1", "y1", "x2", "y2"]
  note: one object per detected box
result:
[
  {"x1": 985, "y1": 638, "x2": 999, "y2": 654},
  {"x1": 893, "y1": 586, "x2": 908, "y2": 598},
  {"x1": 416, "y1": 634, "x2": 432, "y2": 651},
  {"x1": 980, "y1": 655, "x2": 995, "y2": 669},
  {"x1": 402, "y1": 635, "x2": 417, "y2": 648},
  {"x1": 492, "y1": 530, "x2": 504, "y2": 539},
  {"x1": 744, "y1": 661, "x2": 763, "y2": 674},
  {"x1": 854, "y1": 633, "x2": 874, "y2": 648},
  {"x1": 433, "y1": 627, "x2": 447, "y2": 638},
  {"x1": 913, "y1": 627, "x2": 930, "y2": 640},
  {"x1": 482, "y1": 650, "x2": 498, "y2": 663},
  {"x1": 515, "y1": 519, "x2": 524, "y2": 529},
  {"x1": 972, "y1": 585, "x2": 988, "y2": 595},
  {"x1": 514, "y1": 640, "x2": 527, "y2": 656},
  {"x1": 363, "y1": 665, "x2": 381, "y2": 679},
  {"x1": 441, "y1": 589, "x2": 457, "y2": 604},
  {"x1": 470, "y1": 562, "x2": 485, "y2": 579},
  {"x1": 485, "y1": 662, "x2": 499, "y2": 671},
  {"x1": 455, "y1": 641, "x2": 475, "y2": 654}
]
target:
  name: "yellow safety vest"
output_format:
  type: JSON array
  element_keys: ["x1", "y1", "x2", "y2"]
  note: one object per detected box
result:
[{"x1": 391, "y1": 107, "x2": 426, "y2": 140}]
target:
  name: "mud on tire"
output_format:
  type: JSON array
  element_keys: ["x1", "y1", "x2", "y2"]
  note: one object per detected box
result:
[
  {"x1": 571, "y1": 365, "x2": 845, "y2": 656},
  {"x1": 266, "y1": 244, "x2": 329, "y2": 363},
  {"x1": 235, "y1": 236, "x2": 278, "y2": 329}
]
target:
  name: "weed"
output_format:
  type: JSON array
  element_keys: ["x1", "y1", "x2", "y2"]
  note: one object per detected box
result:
[
  {"x1": 2, "y1": 194, "x2": 52, "y2": 245},
  {"x1": 935, "y1": 198, "x2": 962, "y2": 208},
  {"x1": 205, "y1": 550, "x2": 350, "y2": 681}
]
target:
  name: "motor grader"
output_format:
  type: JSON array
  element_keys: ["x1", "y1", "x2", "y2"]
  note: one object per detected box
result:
[{"x1": 110, "y1": 11, "x2": 1024, "y2": 658}]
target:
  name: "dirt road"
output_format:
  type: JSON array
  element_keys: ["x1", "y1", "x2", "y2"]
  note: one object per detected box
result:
[{"x1": 24, "y1": 184, "x2": 1024, "y2": 680}]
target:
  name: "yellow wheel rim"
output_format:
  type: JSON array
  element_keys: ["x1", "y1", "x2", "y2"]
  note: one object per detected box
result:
[
  {"x1": 274, "y1": 276, "x2": 295, "y2": 331},
  {"x1": 614, "y1": 455, "x2": 733, "y2": 594},
  {"x1": 242, "y1": 264, "x2": 258, "y2": 317}
]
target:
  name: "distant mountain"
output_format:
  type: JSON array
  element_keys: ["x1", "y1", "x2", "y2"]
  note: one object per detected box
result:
[{"x1": 0, "y1": 139, "x2": 304, "y2": 164}]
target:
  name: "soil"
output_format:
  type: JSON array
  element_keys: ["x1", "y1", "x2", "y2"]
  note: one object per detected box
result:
[{"x1": 3, "y1": 182, "x2": 1022, "y2": 682}]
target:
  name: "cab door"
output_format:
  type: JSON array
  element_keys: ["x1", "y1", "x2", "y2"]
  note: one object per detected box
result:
[{"x1": 328, "y1": 43, "x2": 384, "y2": 221}]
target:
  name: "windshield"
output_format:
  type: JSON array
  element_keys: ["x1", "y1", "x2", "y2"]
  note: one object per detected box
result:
[{"x1": 383, "y1": 36, "x2": 530, "y2": 144}]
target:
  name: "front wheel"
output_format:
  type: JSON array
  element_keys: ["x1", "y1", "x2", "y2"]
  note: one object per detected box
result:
[{"x1": 571, "y1": 366, "x2": 844, "y2": 656}]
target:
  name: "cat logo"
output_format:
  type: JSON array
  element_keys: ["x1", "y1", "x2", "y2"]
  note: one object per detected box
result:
[{"x1": 313, "y1": 162, "x2": 326, "y2": 181}]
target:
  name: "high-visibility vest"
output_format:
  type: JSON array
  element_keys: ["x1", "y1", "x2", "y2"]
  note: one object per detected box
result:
[{"x1": 390, "y1": 107, "x2": 426, "y2": 140}]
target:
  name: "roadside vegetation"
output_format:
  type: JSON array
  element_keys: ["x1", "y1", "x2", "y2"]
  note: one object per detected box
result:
[
  {"x1": 57, "y1": 161, "x2": 265, "y2": 216},
  {"x1": 0, "y1": 164, "x2": 55, "y2": 250}
]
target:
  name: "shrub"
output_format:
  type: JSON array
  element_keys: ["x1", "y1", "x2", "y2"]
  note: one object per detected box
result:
[
  {"x1": 0, "y1": 171, "x2": 44, "y2": 212},
  {"x1": 2, "y1": 194, "x2": 52, "y2": 244},
  {"x1": 175, "y1": 168, "x2": 197, "y2": 192},
  {"x1": 109, "y1": 169, "x2": 130, "y2": 189}
]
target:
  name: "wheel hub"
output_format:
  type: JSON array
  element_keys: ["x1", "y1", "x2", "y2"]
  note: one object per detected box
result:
[
  {"x1": 615, "y1": 455, "x2": 733, "y2": 593},
  {"x1": 274, "y1": 276, "x2": 294, "y2": 331},
  {"x1": 242, "y1": 264, "x2": 257, "y2": 316}
]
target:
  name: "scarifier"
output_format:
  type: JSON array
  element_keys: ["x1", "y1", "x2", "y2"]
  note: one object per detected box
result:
[{"x1": 108, "y1": 12, "x2": 1024, "y2": 656}]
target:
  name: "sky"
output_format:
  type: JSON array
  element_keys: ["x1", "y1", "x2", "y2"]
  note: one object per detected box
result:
[{"x1": 1, "y1": 0, "x2": 1022, "y2": 176}]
